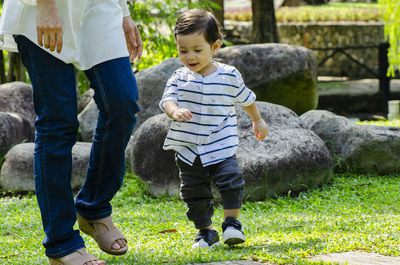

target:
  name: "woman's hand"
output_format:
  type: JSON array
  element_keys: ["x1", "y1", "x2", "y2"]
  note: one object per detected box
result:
[
  {"x1": 36, "y1": 0, "x2": 63, "y2": 53},
  {"x1": 122, "y1": 16, "x2": 143, "y2": 62}
]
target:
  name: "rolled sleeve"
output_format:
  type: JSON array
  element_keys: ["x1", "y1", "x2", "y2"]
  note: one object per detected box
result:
[
  {"x1": 232, "y1": 69, "x2": 256, "y2": 106},
  {"x1": 237, "y1": 88, "x2": 256, "y2": 106},
  {"x1": 159, "y1": 73, "x2": 179, "y2": 111}
]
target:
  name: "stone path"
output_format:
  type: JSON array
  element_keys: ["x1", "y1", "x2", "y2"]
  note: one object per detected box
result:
[
  {"x1": 188, "y1": 251, "x2": 400, "y2": 264},
  {"x1": 189, "y1": 261, "x2": 265, "y2": 265},
  {"x1": 310, "y1": 251, "x2": 400, "y2": 265}
]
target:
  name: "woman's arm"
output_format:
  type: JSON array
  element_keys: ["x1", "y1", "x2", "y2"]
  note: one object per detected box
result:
[{"x1": 122, "y1": 16, "x2": 143, "y2": 62}]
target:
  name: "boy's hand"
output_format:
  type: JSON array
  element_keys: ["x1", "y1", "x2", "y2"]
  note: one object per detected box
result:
[
  {"x1": 172, "y1": 108, "x2": 193, "y2": 123},
  {"x1": 253, "y1": 119, "x2": 268, "y2": 140}
]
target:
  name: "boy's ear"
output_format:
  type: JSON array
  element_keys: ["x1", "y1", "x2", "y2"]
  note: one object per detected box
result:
[{"x1": 212, "y1": 39, "x2": 221, "y2": 55}]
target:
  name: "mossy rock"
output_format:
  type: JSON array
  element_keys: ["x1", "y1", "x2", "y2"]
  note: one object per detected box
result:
[
  {"x1": 214, "y1": 43, "x2": 318, "y2": 115},
  {"x1": 253, "y1": 73, "x2": 318, "y2": 115}
]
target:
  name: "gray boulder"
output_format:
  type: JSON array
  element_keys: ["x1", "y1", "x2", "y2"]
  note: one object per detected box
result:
[
  {"x1": 128, "y1": 101, "x2": 332, "y2": 200},
  {"x1": 85, "y1": 44, "x2": 317, "y2": 137},
  {"x1": 76, "y1": 58, "x2": 184, "y2": 141},
  {"x1": 0, "y1": 112, "x2": 34, "y2": 158},
  {"x1": 78, "y1": 99, "x2": 98, "y2": 142},
  {"x1": 0, "y1": 142, "x2": 91, "y2": 191},
  {"x1": 0, "y1": 81, "x2": 35, "y2": 125},
  {"x1": 214, "y1": 43, "x2": 318, "y2": 115},
  {"x1": 78, "y1": 88, "x2": 94, "y2": 114},
  {"x1": 135, "y1": 58, "x2": 184, "y2": 131},
  {"x1": 300, "y1": 110, "x2": 400, "y2": 174}
]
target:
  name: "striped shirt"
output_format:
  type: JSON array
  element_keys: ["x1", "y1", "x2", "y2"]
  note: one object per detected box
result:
[{"x1": 159, "y1": 62, "x2": 256, "y2": 167}]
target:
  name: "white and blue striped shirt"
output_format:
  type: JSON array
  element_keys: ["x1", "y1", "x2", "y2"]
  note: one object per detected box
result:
[{"x1": 159, "y1": 62, "x2": 256, "y2": 167}]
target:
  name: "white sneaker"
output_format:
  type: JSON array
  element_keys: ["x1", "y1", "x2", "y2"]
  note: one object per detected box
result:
[
  {"x1": 222, "y1": 217, "x2": 245, "y2": 246},
  {"x1": 192, "y1": 229, "x2": 221, "y2": 249}
]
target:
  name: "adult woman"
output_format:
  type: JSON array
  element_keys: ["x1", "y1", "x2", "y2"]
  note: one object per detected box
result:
[{"x1": 0, "y1": 0, "x2": 143, "y2": 264}]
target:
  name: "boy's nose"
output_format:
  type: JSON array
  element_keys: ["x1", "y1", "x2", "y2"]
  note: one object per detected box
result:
[{"x1": 186, "y1": 55, "x2": 196, "y2": 62}]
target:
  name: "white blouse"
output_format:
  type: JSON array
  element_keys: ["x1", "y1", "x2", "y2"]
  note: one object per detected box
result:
[{"x1": 0, "y1": 0, "x2": 130, "y2": 70}]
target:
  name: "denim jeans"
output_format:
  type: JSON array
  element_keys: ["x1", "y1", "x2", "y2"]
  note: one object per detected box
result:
[{"x1": 14, "y1": 35, "x2": 140, "y2": 258}]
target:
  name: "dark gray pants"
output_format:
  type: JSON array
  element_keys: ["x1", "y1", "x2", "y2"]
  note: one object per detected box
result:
[{"x1": 176, "y1": 155, "x2": 244, "y2": 229}]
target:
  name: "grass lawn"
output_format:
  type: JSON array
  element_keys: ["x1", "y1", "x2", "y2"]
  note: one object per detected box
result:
[
  {"x1": 2, "y1": 172, "x2": 400, "y2": 264},
  {"x1": 357, "y1": 119, "x2": 400, "y2": 127}
]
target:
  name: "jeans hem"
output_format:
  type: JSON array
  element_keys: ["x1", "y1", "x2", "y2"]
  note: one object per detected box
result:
[
  {"x1": 194, "y1": 219, "x2": 213, "y2": 230},
  {"x1": 76, "y1": 209, "x2": 112, "y2": 221},
  {"x1": 45, "y1": 242, "x2": 85, "y2": 259}
]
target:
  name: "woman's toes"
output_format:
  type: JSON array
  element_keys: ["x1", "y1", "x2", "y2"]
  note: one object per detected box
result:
[
  {"x1": 112, "y1": 242, "x2": 121, "y2": 250},
  {"x1": 118, "y1": 239, "x2": 126, "y2": 247}
]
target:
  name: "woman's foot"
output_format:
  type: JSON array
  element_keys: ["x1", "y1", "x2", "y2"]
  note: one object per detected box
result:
[
  {"x1": 91, "y1": 222, "x2": 127, "y2": 250},
  {"x1": 77, "y1": 214, "x2": 128, "y2": 255},
  {"x1": 48, "y1": 248, "x2": 105, "y2": 265}
]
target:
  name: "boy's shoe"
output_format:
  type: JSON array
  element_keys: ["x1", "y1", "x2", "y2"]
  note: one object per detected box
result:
[
  {"x1": 192, "y1": 229, "x2": 220, "y2": 249},
  {"x1": 222, "y1": 217, "x2": 245, "y2": 246}
]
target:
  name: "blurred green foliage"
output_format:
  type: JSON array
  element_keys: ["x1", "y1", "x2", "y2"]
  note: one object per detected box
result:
[
  {"x1": 78, "y1": 0, "x2": 218, "y2": 95},
  {"x1": 129, "y1": 0, "x2": 218, "y2": 72},
  {"x1": 379, "y1": 0, "x2": 400, "y2": 77},
  {"x1": 225, "y1": 2, "x2": 381, "y2": 22}
]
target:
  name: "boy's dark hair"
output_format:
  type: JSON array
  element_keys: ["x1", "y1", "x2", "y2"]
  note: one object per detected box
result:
[{"x1": 174, "y1": 9, "x2": 224, "y2": 45}]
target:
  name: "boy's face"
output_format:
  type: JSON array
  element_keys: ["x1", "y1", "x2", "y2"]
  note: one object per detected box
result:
[{"x1": 176, "y1": 31, "x2": 221, "y2": 76}]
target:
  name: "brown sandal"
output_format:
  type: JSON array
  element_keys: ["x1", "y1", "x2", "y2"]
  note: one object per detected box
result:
[
  {"x1": 48, "y1": 248, "x2": 103, "y2": 265},
  {"x1": 77, "y1": 214, "x2": 128, "y2": 255}
]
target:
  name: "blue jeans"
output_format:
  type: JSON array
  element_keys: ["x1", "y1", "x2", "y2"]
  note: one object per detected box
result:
[{"x1": 14, "y1": 35, "x2": 140, "y2": 258}]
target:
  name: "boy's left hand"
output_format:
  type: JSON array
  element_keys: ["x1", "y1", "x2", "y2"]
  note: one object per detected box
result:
[{"x1": 253, "y1": 119, "x2": 268, "y2": 140}]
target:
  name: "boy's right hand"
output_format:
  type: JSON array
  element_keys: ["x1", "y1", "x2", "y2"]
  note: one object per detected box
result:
[{"x1": 172, "y1": 108, "x2": 193, "y2": 123}]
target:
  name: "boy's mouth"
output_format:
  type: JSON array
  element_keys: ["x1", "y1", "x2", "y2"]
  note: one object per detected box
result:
[{"x1": 188, "y1": 63, "x2": 198, "y2": 67}]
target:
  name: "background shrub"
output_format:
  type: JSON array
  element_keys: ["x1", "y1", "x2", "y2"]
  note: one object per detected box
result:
[{"x1": 225, "y1": 2, "x2": 381, "y2": 22}]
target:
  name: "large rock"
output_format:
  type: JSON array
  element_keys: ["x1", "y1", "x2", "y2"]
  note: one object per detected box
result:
[
  {"x1": 300, "y1": 110, "x2": 400, "y2": 174},
  {"x1": 0, "y1": 112, "x2": 34, "y2": 158},
  {"x1": 84, "y1": 44, "x2": 317, "y2": 138},
  {"x1": 135, "y1": 58, "x2": 184, "y2": 131},
  {"x1": 76, "y1": 58, "x2": 184, "y2": 141},
  {"x1": 78, "y1": 99, "x2": 98, "y2": 142},
  {"x1": 78, "y1": 88, "x2": 95, "y2": 114},
  {"x1": 0, "y1": 82, "x2": 35, "y2": 125},
  {"x1": 128, "y1": 101, "x2": 332, "y2": 200},
  {"x1": 0, "y1": 142, "x2": 92, "y2": 191},
  {"x1": 214, "y1": 43, "x2": 318, "y2": 115}
]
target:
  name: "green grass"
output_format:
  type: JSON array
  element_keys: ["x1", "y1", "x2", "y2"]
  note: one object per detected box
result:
[
  {"x1": 357, "y1": 119, "x2": 400, "y2": 127},
  {"x1": 2, "y1": 172, "x2": 400, "y2": 264}
]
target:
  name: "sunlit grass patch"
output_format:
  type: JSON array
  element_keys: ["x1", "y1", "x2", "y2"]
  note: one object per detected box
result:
[
  {"x1": 357, "y1": 119, "x2": 400, "y2": 127},
  {"x1": 2, "y1": 173, "x2": 400, "y2": 264}
]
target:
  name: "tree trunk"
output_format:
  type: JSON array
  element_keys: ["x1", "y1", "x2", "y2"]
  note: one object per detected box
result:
[
  {"x1": 16, "y1": 54, "x2": 26, "y2": 82},
  {"x1": 211, "y1": 0, "x2": 224, "y2": 27},
  {"x1": 0, "y1": 51, "x2": 5, "y2": 84},
  {"x1": 251, "y1": 0, "x2": 279, "y2": 43},
  {"x1": 199, "y1": 0, "x2": 224, "y2": 27},
  {"x1": 6, "y1": 52, "x2": 17, "y2": 82},
  {"x1": 6, "y1": 52, "x2": 26, "y2": 82}
]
